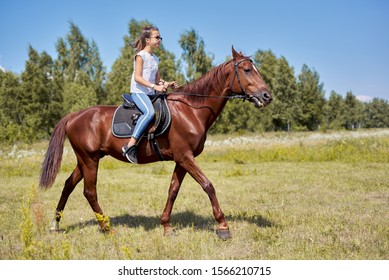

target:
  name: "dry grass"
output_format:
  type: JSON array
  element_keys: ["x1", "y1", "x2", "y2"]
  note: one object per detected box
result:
[{"x1": 0, "y1": 130, "x2": 388, "y2": 259}]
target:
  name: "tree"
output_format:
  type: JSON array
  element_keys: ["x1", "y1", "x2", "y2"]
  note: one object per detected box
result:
[
  {"x1": 88, "y1": 40, "x2": 106, "y2": 103},
  {"x1": 20, "y1": 46, "x2": 61, "y2": 140},
  {"x1": 253, "y1": 49, "x2": 278, "y2": 92},
  {"x1": 55, "y1": 22, "x2": 106, "y2": 112},
  {"x1": 252, "y1": 50, "x2": 279, "y2": 131},
  {"x1": 155, "y1": 48, "x2": 185, "y2": 86},
  {"x1": 324, "y1": 91, "x2": 344, "y2": 129},
  {"x1": 210, "y1": 98, "x2": 261, "y2": 134},
  {"x1": 62, "y1": 82, "x2": 97, "y2": 113},
  {"x1": 271, "y1": 56, "x2": 297, "y2": 131},
  {"x1": 295, "y1": 65, "x2": 325, "y2": 131},
  {"x1": 363, "y1": 98, "x2": 389, "y2": 128},
  {"x1": 53, "y1": 37, "x2": 68, "y2": 88},
  {"x1": 342, "y1": 91, "x2": 363, "y2": 129},
  {"x1": 103, "y1": 33, "x2": 133, "y2": 105},
  {"x1": 179, "y1": 28, "x2": 213, "y2": 81},
  {"x1": 0, "y1": 70, "x2": 23, "y2": 142}
]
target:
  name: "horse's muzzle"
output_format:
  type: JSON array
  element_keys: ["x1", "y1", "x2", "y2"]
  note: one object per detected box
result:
[{"x1": 250, "y1": 91, "x2": 272, "y2": 108}]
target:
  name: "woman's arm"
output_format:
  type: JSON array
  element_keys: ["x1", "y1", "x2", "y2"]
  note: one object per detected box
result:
[{"x1": 134, "y1": 56, "x2": 165, "y2": 92}]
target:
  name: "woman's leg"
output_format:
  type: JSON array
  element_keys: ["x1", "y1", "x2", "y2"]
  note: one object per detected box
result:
[
  {"x1": 130, "y1": 92, "x2": 155, "y2": 140},
  {"x1": 122, "y1": 93, "x2": 155, "y2": 163}
]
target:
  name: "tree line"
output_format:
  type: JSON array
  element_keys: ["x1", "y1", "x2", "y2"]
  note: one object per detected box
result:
[{"x1": 1, "y1": 19, "x2": 388, "y2": 143}]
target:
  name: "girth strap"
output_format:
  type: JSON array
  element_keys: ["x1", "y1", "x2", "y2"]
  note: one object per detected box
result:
[{"x1": 148, "y1": 133, "x2": 164, "y2": 161}]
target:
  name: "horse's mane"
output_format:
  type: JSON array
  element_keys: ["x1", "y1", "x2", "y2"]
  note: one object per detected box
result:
[{"x1": 173, "y1": 60, "x2": 233, "y2": 104}]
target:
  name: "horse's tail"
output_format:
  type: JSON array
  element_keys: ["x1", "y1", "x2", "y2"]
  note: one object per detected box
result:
[{"x1": 39, "y1": 113, "x2": 74, "y2": 189}]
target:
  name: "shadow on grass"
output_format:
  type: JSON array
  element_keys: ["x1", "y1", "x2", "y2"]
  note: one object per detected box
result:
[{"x1": 66, "y1": 210, "x2": 273, "y2": 233}]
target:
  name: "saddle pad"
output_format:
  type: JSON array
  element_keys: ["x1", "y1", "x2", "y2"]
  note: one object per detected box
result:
[
  {"x1": 111, "y1": 95, "x2": 171, "y2": 138},
  {"x1": 112, "y1": 105, "x2": 134, "y2": 137}
]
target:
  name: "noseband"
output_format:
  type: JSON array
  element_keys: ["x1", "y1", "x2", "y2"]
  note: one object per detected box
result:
[{"x1": 229, "y1": 58, "x2": 256, "y2": 101}]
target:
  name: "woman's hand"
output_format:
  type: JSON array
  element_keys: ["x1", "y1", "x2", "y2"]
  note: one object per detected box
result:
[
  {"x1": 167, "y1": 81, "x2": 179, "y2": 89},
  {"x1": 156, "y1": 80, "x2": 179, "y2": 92},
  {"x1": 154, "y1": 84, "x2": 167, "y2": 92}
]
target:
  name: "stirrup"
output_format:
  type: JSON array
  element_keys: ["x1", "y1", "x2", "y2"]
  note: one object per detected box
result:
[
  {"x1": 122, "y1": 145, "x2": 137, "y2": 163},
  {"x1": 122, "y1": 145, "x2": 130, "y2": 156}
]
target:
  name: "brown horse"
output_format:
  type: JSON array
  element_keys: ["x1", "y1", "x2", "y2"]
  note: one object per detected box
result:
[{"x1": 39, "y1": 47, "x2": 272, "y2": 239}]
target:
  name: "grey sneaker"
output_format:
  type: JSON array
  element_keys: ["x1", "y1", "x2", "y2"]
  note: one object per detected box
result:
[{"x1": 122, "y1": 145, "x2": 137, "y2": 164}]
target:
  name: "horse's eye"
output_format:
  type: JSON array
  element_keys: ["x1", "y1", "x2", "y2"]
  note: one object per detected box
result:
[{"x1": 244, "y1": 69, "x2": 251, "y2": 73}]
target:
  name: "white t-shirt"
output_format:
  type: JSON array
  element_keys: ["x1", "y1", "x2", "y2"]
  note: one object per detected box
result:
[{"x1": 130, "y1": 50, "x2": 159, "y2": 95}]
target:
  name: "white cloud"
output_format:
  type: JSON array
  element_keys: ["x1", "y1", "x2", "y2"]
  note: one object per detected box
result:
[{"x1": 356, "y1": 95, "x2": 373, "y2": 102}]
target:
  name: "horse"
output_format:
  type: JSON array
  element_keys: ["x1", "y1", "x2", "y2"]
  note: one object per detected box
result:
[{"x1": 39, "y1": 47, "x2": 272, "y2": 240}]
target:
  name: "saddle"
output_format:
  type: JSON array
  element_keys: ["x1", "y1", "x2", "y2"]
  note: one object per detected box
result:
[{"x1": 112, "y1": 93, "x2": 171, "y2": 160}]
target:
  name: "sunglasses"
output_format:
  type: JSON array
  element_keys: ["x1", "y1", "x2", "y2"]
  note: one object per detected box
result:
[{"x1": 150, "y1": 36, "x2": 163, "y2": 41}]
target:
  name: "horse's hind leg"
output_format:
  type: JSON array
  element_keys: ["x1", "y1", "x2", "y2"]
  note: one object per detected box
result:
[
  {"x1": 80, "y1": 159, "x2": 111, "y2": 232},
  {"x1": 51, "y1": 164, "x2": 83, "y2": 232}
]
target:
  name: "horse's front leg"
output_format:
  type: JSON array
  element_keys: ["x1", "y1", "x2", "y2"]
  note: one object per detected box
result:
[
  {"x1": 161, "y1": 163, "x2": 187, "y2": 235},
  {"x1": 180, "y1": 156, "x2": 231, "y2": 240}
]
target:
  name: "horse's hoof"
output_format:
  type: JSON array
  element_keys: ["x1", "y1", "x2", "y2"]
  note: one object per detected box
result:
[
  {"x1": 50, "y1": 220, "x2": 61, "y2": 233},
  {"x1": 100, "y1": 227, "x2": 115, "y2": 234},
  {"x1": 163, "y1": 228, "x2": 176, "y2": 237},
  {"x1": 50, "y1": 228, "x2": 64, "y2": 233},
  {"x1": 50, "y1": 222, "x2": 62, "y2": 233},
  {"x1": 216, "y1": 229, "x2": 232, "y2": 240}
]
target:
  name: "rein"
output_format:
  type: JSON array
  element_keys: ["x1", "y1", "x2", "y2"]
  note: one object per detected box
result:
[
  {"x1": 167, "y1": 58, "x2": 255, "y2": 101},
  {"x1": 167, "y1": 92, "x2": 245, "y2": 99}
]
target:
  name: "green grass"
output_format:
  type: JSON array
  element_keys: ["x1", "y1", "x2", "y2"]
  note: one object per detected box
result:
[{"x1": 0, "y1": 130, "x2": 388, "y2": 259}]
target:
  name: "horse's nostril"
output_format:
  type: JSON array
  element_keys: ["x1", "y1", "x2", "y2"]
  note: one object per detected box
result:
[{"x1": 262, "y1": 92, "x2": 271, "y2": 101}]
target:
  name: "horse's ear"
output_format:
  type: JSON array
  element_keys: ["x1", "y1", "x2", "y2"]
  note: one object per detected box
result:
[{"x1": 231, "y1": 46, "x2": 241, "y2": 59}]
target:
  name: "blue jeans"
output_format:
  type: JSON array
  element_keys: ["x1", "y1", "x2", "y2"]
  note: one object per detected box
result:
[{"x1": 131, "y1": 92, "x2": 155, "y2": 140}]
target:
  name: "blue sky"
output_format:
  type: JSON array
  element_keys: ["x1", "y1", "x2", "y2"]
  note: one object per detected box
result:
[{"x1": 1, "y1": 0, "x2": 388, "y2": 101}]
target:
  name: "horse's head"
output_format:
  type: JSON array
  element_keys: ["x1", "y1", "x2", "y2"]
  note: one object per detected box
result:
[{"x1": 229, "y1": 47, "x2": 272, "y2": 108}]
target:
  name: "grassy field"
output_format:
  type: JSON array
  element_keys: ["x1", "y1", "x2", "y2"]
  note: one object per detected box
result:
[{"x1": 0, "y1": 130, "x2": 388, "y2": 260}]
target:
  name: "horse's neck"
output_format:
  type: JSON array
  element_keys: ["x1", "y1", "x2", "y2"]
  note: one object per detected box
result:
[
  {"x1": 206, "y1": 92, "x2": 229, "y2": 124},
  {"x1": 190, "y1": 89, "x2": 230, "y2": 131},
  {"x1": 173, "y1": 63, "x2": 232, "y2": 129}
]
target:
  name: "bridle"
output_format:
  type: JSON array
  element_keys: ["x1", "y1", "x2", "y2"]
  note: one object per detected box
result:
[{"x1": 229, "y1": 58, "x2": 256, "y2": 101}]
